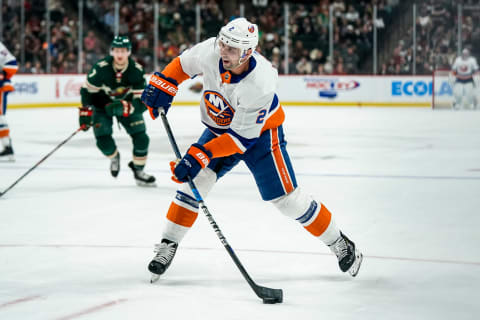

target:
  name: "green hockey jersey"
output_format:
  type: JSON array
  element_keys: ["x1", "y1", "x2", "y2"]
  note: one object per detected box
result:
[{"x1": 80, "y1": 55, "x2": 145, "y2": 109}]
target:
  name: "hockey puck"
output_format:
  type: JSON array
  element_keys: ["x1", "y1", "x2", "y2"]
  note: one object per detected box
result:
[{"x1": 262, "y1": 298, "x2": 280, "y2": 304}]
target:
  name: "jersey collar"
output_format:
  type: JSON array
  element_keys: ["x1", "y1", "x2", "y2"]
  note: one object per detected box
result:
[{"x1": 219, "y1": 55, "x2": 257, "y2": 84}]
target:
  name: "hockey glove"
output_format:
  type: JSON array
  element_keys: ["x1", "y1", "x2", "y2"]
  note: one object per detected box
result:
[
  {"x1": 141, "y1": 72, "x2": 178, "y2": 119},
  {"x1": 79, "y1": 106, "x2": 93, "y2": 131},
  {"x1": 170, "y1": 143, "x2": 212, "y2": 183},
  {"x1": 105, "y1": 100, "x2": 134, "y2": 117},
  {"x1": 0, "y1": 73, "x2": 13, "y2": 93}
]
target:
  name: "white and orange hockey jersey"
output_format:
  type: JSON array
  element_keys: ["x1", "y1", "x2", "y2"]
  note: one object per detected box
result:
[
  {"x1": 451, "y1": 56, "x2": 479, "y2": 81},
  {"x1": 162, "y1": 37, "x2": 285, "y2": 159},
  {"x1": 0, "y1": 41, "x2": 18, "y2": 92}
]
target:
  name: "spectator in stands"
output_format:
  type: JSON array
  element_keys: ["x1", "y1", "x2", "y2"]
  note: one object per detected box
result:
[
  {"x1": 271, "y1": 47, "x2": 282, "y2": 70},
  {"x1": 103, "y1": 7, "x2": 115, "y2": 31},
  {"x1": 343, "y1": 46, "x2": 359, "y2": 73},
  {"x1": 84, "y1": 31, "x2": 97, "y2": 53},
  {"x1": 324, "y1": 56, "x2": 334, "y2": 74},
  {"x1": 345, "y1": 5, "x2": 360, "y2": 23},
  {"x1": 335, "y1": 58, "x2": 347, "y2": 75},
  {"x1": 380, "y1": 63, "x2": 388, "y2": 75},
  {"x1": 296, "y1": 57, "x2": 313, "y2": 74},
  {"x1": 315, "y1": 63, "x2": 326, "y2": 75},
  {"x1": 430, "y1": 0, "x2": 449, "y2": 26},
  {"x1": 417, "y1": 5, "x2": 432, "y2": 31}
]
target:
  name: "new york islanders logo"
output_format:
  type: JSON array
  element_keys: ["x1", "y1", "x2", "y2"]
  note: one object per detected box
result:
[{"x1": 203, "y1": 91, "x2": 234, "y2": 126}]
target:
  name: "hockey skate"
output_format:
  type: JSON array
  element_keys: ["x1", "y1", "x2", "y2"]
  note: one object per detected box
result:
[
  {"x1": 128, "y1": 161, "x2": 156, "y2": 187},
  {"x1": 0, "y1": 145, "x2": 14, "y2": 161},
  {"x1": 148, "y1": 239, "x2": 178, "y2": 283},
  {"x1": 328, "y1": 231, "x2": 363, "y2": 277},
  {"x1": 110, "y1": 152, "x2": 120, "y2": 177}
]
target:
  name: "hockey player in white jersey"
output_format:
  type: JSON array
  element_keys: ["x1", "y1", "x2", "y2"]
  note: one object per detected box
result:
[
  {"x1": 451, "y1": 48, "x2": 479, "y2": 110},
  {"x1": 141, "y1": 18, "x2": 363, "y2": 281},
  {"x1": 0, "y1": 41, "x2": 18, "y2": 160}
]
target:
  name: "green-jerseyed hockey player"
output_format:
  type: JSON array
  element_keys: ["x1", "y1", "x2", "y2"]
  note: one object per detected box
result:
[{"x1": 79, "y1": 35, "x2": 155, "y2": 186}]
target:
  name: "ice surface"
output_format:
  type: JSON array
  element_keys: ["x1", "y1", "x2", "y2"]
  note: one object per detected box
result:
[{"x1": 1, "y1": 106, "x2": 479, "y2": 319}]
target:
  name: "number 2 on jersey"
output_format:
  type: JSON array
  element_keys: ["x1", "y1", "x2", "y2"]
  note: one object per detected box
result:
[{"x1": 256, "y1": 109, "x2": 267, "y2": 124}]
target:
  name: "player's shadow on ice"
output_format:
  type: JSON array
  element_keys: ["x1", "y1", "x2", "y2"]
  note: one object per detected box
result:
[{"x1": 152, "y1": 273, "x2": 361, "y2": 288}]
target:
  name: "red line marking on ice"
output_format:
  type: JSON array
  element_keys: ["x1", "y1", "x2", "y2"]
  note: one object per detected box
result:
[
  {"x1": 53, "y1": 299, "x2": 127, "y2": 320},
  {"x1": 202, "y1": 247, "x2": 480, "y2": 266},
  {"x1": 1, "y1": 243, "x2": 479, "y2": 267},
  {"x1": 0, "y1": 295, "x2": 42, "y2": 309}
]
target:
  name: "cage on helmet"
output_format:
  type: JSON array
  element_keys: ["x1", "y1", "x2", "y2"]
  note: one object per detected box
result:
[
  {"x1": 218, "y1": 18, "x2": 259, "y2": 58},
  {"x1": 111, "y1": 36, "x2": 132, "y2": 51}
]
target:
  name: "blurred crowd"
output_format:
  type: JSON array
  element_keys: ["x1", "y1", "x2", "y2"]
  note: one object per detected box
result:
[
  {"x1": 2, "y1": 0, "x2": 475, "y2": 76},
  {"x1": 381, "y1": 0, "x2": 480, "y2": 75},
  {"x1": 1, "y1": 0, "x2": 85, "y2": 74},
  {"x1": 87, "y1": 0, "x2": 396, "y2": 75},
  {"x1": 84, "y1": 0, "x2": 223, "y2": 73},
  {"x1": 251, "y1": 0, "x2": 396, "y2": 74}
]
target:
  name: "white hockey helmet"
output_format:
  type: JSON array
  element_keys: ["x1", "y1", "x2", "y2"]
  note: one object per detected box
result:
[{"x1": 218, "y1": 18, "x2": 259, "y2": 58}]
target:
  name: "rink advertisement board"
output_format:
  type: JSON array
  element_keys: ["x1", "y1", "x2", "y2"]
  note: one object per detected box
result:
[
  {"x1": 276, "y1": 75, "x2": 434, "y2": 107},
  {"x1": 8, "y1": 74, "x2": 436, "y2": 108}
]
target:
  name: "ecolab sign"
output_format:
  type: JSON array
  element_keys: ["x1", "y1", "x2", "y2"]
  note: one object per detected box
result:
[{"x1": 392, "y1": 80, "x2": 452, "y2": 96}]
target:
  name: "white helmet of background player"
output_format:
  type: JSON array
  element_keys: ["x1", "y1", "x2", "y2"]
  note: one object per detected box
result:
[
  {"x1": 217, "y1": 18, "x2": 259, "y2": 65},
  {"x1": 462, "y1": 48, "x2": 470, "y2": 60}
]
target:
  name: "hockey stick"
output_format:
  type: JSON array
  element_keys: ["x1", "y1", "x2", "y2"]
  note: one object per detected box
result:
[
  {"x1": 159, "y1": 111, "x2": 283, "y2": 304},
  {"x1": 0, "y1": 128, "x2": 82, "y2": 198}
]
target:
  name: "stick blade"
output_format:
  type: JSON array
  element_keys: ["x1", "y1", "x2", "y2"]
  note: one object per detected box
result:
[{"x1": 255, "y1": 285, "x2": 283, "y2": 304}]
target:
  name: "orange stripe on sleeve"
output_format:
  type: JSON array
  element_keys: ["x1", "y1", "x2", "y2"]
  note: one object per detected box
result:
[
  {"x1": 0, "y1": 129, "x2": 10, "y2": 138},
  {"x1": 203, "y1": 133, "x2": 244, "y2": 158},
  {"x1": 0, "y1": 84, "x2": 14, "y2": 93},
  {"x1": 3, "y1": 67, "x2": 18, "y2": 80},
  {"x1": 261, "y1": 106, "x2": 285, "y2": 134},
  {"x1": 162, "y1": 57, "x2": 190, "y2": 85},
  {"x1": 166, "y1": 202, "x2": 198, "y2": 228},
  {"x1": 271, "y1": 128, "x2": 294, "y2": 193},
  {"x1": 304, "y1": 204, "x2": 332, "y2": 237}
]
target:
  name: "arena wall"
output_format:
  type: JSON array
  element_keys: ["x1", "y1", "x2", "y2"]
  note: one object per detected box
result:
[{"x1": 8, "y1": 74, "x2": 442, "y2": 108}]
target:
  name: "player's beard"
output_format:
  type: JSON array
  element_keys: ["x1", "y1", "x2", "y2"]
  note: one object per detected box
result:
[
  {"x1": 222, "y1": 57, "x2": 247, "y2": 71},
  {"x1": 222, "y1": 59, "x2": 239, "y2": 70}
]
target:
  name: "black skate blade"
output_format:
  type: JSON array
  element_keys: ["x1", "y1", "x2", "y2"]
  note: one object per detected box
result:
[
  {"x1": 348, "y1": 250, "x2": 363, "y2": 277},
  {"x1": 135, "y1": 180, "x2": 157, "y2": 187},
  {"x1": 0, "y1": 155, "x2": 15, "y2": 162}
]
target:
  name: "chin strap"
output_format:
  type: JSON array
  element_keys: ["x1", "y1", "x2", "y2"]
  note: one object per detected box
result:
[{"x1": 236, "y1": 49, "x2": 251, "y2": 67}]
